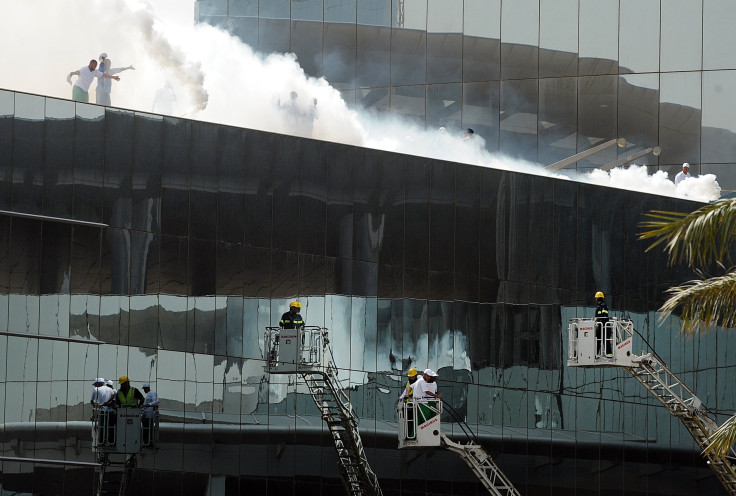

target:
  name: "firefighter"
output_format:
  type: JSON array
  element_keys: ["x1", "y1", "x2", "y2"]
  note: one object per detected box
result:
[
  {"x1": 280, "y1": 301, "x2": 305, "y2": 329},
  {"x1": 115, "y1": 376, "x2": 145, "y2": 408},
  {"x1": 398, "y1": 368, "x2": 419, "y2": 402},
  {"x1": 594, "y1": 291, "x2": 611, "y2": 357}
]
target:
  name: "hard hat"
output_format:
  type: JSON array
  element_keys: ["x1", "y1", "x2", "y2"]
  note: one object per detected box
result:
[
  {"x1": 118, "y1": 375, "x2": 129, "y2": 385},
  {"x1": 289, "y1": 301, "x2": 301, "y2": 309},
  {"x1": 595, "y1": 291, "x2": 604, "y2": 299},
  {"x1": 407, "y1": 368, "x2": 418, "y2": 377}
]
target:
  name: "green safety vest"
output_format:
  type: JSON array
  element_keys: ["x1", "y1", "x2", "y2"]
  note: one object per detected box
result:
[
  {"x1": 118, "y1": 387, "x2": 139, "y2": 407},
  {"x1": 404, "y1": 380, "x2": 414, "y2": 401}
]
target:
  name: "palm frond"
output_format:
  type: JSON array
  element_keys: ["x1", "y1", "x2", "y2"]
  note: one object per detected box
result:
[
  {"x1": 639, "y1": 198, "x2": 736, "y2": 267},
  {"x1": 705, "y1": 413, "x2": 736, "y2": 457},
  {"x1": 658, "y1": 271, "x2": 736, "y2": 334}
]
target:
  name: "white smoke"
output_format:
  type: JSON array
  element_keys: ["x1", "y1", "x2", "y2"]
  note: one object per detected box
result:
[
  {"x1": 0, "y1": 0, "x2": 720, "y2": 203},
  {"x1": 587, "y1": 166, "x2": 721, "y2": 203}
]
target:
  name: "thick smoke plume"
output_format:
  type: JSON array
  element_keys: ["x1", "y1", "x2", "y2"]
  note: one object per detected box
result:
[{"x1": 0, "y1": 0, "x2": 720, "y2": 203}]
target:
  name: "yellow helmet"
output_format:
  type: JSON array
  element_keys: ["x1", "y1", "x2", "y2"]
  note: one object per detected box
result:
[
  {"x1": 595, "y1": 291, "x2": 604, "y2": 299},
  {"x1": 289, "y1": 301, "x2": 302, "y2": 309},
  {"x1": 407, "y1": 368, "x2": 418, "y2": 377},
  {"x1": 118, "y1": 375, "x2": 129, "y2": 385}
]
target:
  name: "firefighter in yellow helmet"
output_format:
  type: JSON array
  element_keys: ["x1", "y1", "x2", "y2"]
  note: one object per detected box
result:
[
  {"x1": 398, "y1": 368, "x2": 419, "y2": 402},
  {"x1": 114, "y1": 376, "x2": 144, "y2": 408},
  {"x1": 280, "y1": 301, "x2": 305, "y2": 329},
  {"x1": 594, "y1": 291, "x2": 611, "y2": 357}
]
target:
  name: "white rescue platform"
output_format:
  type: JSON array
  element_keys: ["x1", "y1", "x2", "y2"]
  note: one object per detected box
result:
[
  {"x1": 397, "y1": 400, "x2": 442, "y2": 449},
  {"x1": 565, "y1": 316, "x2": 736, "y2": 495},
  {"x1": 567, "y1": 317, "x2": 635, "y2": 367},
  {"x1": 397, "y1": 400, "x2": 521, "y2": 496}
]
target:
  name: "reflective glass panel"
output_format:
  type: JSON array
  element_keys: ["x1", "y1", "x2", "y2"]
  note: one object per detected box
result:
[
  {"x1": 161, "y1": 117, "x2": 190, "y2": 237},
  {"x1": 704, "y1": 0, "x2": 736, "y2": 70},
  {"x1": 261, "y1": 0, "x2": 290, "y2": 18},
  {"x1": 41, "y1": 223, "x2": 72, "y2": 295},
  {"x1": 500, "y1": 79, "x2": 538, "y2": 162},
  {"x1": 299, "y1": 140, "x2": 328, "y2": 255},
  {"x1": 357, "y1": 0, "x2": 391, "y2": 26},
  {"x1": 618, "y1": 74, "x2": 659, "y2": 158},
  {"x1": 429, "y1": 161, "x2": 454, "y2": 272},
  {"x1": 356, "y1": 25, "x2": 391, "y2": 88},
  {"x1": 292, "y1": 0, "x2": 323, "y2": 21},
  {"x1": 231, "y1": 16, "x2": 259, "y2": 47},
  {"x1": 190, "y1": 121, "x2": 218, "y2": 240},
  {"x1": 462, "y1": 81, "x2": 500, "y2": 153},
  {"x1": 133, "y1": 113, "x2": 162, "y2": 234},
  {"x1": 397, "y1": 0, "x2": 426, "y2": 29},
  {"x1": 198, "y1": 0, "x2": 227, "y2": 15},
  {"x1": 218, "y1": 127, "x2": 246, "y2": 244},
  {"x1": 245, "y1": 131, "x2": 273, "y2": 249},
  {"x1": 426, "y1": 83, "x2": 461, "y2": 131},
  {"x1": 539, "y1": 77, "x2": 577, "y2": 164},
  {"x1": 272, "y1": 134, "x2": 300, "y2": 252},
  {"x1": 259, "y1": 18, "x2": 291, "y2": 53},
  {"x1": 661, "y1": 0, "x2": 702, "y2": 72},
  {"x1": 230, "y1": 0, "x2": 259, "y2": 16},
  {"x1": 378, "y1": 154, "x2": 404, "y2": 266},
  {"x1": 13, "y1": 93, "x2": 45, "y2": 215},
  {"x1": 352, "y1": 152, "x2": 379, "y2": 263},
  {"x1": 463, "y1": 0, "x2": 500, "y2": 82},
  {"x1": 74, "y1": 104, "x2": 105, "y2": 224},
  {"x1": 576, "y1": 75, "x2": 617, "y2": 171},
  {"x1": 619, "y1": 0, "x2": 659, "y2": 74},
  {"x1": 323, "y1": 22, "x2": 356, "y2": 88},
  {"x1": 539, "y1": 0, "x2": 577, "y2": 77},
  {"x1": 578, "y1": 0, "x2": 618, "y2": 75},
  {"x1": 427, "y1": 0, "x2": 462, "y2": 83},
  {"x1": 500, "y1": 0, "x2": 538, "y2": 80},
  {"x1": 326, "y1": 0, "x2": 356, "y2": 22},
  {"x1": 44, "y1": 98, "x2": 75, "y2": 219},
  {"x1": 0, "y1": 91, "x2": 13, "y2": 211},
  {"x1": 292, "y1": 20, "x2": 324, "y2": 78},
  {"x1": 104, "y1": 109, "x2": 134, "y2": 229},
  {"x1": 389, "y1": 85, "x2": 426, "y2": 126},
  {"x1": 391, "y1": 28, "x2": 427, "y2": 86},
  {"x1": 659, "y1": 71, "x2": 701, "y2": 167},
  {"x1": 403, "y1": 157, "x2": 429, "y2": 269},
  {"x1": 702, "y1": 71, "x2": 736, "y2": 163}
]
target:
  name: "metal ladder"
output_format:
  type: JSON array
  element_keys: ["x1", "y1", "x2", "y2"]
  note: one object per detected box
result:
[
  {"x1": 439, "y1": 402, "x2": 521, "y2": 496},
  {"x1": 301, "y1": 362, "x2": 382, "y2": 496},
  {"x1": 440, "y1": 433, "x2": 520, "y2": 496},
  {"x1": 627, "y1": 353, "x2": 736, "y2": 495},
  {"x1": 94, "y1": 453, "x2": 136, "y2": 496}
]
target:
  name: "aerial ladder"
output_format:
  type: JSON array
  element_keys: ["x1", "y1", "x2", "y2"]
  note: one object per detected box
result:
[
  {"x1": 91, "y1": 405, "x2": 159, "y2": 496},
  {"x1": 265, "y1": 326, "x2": 382, "y2": 496},
  {"x1": 567, "y1": 317, "x2": 736, "y2": 495},
  {"x1": 397, "y1": 399, "x2": 521, "y2": 496}
]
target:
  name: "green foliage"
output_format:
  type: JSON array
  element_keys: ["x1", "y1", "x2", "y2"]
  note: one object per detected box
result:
[
  {"x1": 639, "y1": 198, "x2": 736, "y2": 269},
  {"x1": 639, "y1": 197, "x2": 736, "y2": 457}
]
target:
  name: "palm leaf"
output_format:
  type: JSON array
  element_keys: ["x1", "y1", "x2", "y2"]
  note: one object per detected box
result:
[
  {"x1": 639, "y1": 198, "x2": 736, "y2": 268},
  {"x1": 705, "y1": 413, "x2": 736, "y2": 457},
  {"x1": 658, "y1": 271, "x2": 736, "y2": 334}
]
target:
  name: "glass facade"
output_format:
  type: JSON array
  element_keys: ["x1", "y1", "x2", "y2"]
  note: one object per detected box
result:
[
  {"x1": 197, "y1": 0, "x2": 736, "y2": 190},
  {"x1": 0, "y1": 88, "x2": 734, "y2": 495}
]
